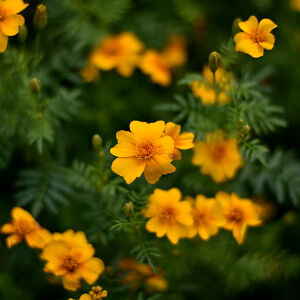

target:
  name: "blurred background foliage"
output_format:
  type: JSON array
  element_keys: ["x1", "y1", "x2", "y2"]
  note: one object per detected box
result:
[{"x1": 1, "y1": 0, "x2": 300, "y2": 299}]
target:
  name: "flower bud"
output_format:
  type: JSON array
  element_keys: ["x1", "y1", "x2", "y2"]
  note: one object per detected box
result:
[
  {"x1": 92, "y1": 134, "x2": 103, "y2": 151},
  {"x1": 241, "y1": 124, "x2": 251, "y2": 138},
  {"x1": 34, "y1": 4, "x2": 47, "y2": 30},
  {"x1": 123, "y1": 202, "x2": 134, "y2": 217},
  {"x1": 30, "y1": 78, "x2": 41, "y2": 94},
  {"x1": 208, "y1": 51, "x2": 221, "y2": 73},
  {"x1": 18, "y1": 25, "x2": 28, "y2": 43},
  {"x1": 232, "y1": 18, "x2": 243, "y2": 35}
]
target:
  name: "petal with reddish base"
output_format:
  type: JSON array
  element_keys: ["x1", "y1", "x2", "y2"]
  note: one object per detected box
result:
[
  {"x1": 41, "y1": 240, "x2": 69, "y2": 263},
  {"x1": 80, "y1": 257, "x2": 105, "y2": 284},
  {"x1": 6, "y1": 233, "x2": 23, "y2": 248},
  {"x1": 0, "y1": 14, "x2": 24, "y2": 36},
  {"x1": 238, "y1": 16, "x2": 258, "y2": 33}
]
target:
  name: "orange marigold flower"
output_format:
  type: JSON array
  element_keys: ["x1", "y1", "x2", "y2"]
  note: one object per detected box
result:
[
  {"x1": 192, "y1": 130, "x2": 243, "y2": 183},
  {"x1": 89, "y1": 32, "x2": 143, "y2": 77},
  {"x1": 41, "y1": 238, "x2": 105, "y2": 291},
  {"x1": 190, "y1": 65, "x2": 233, "y2": 105},
  {"x1": 79, "y1": 286, "x2": 108, "y2": 300},
  {"x1": 79, "y1": 65, "x2": 100, "y2": 83},
  {"x1": 234, "y1": 16, "x2": 277, "y2": 58},
  {"x1": 0, "y1": 0, "x2": 29, "y2": 53},
  {"x1": 143, "y1": 188, "x2": 193, "y2": 244},
  {"x1": 187, "y1": 195, "x2": 225, "y2": 240},
  {"x1": 164, "y1": 122, "x2": 194, "y2": 160},
  {"x1": 216, "y1": 192, "x2": 262, "y2": 244},
  {"x1": 290, "y1": 0, "x2": 300, "y2": 11},
  {"x1": 162, "y1": 35, "x2": 187, "y2": 67},
  {"x1": 0, "y1": 207, "x2": 52, "y2": 249},
  {"x1": 110, "y1": 120, "x2": 176, "y2": 184}
]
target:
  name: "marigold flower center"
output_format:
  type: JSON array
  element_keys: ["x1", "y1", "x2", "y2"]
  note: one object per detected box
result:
[
  {"x1": 136, "y1": 139, "x2": 157, "y2": 159},
  {"x1": 193, "y1": 212, "x2": 206, "y2": 225},
  {"x1": 0, "y1": 7, "x2": 6, "y2": 22},
  {"x1": 210, "y1": 144, "x2": 225, "y2": 162},
  {"x1": 103, "y1": 41, "x2": 122, "y2": 57},
  {"x1": 249, "y1": 30, "x2": 265, "y2": 43},
  {"x1": 154, "y1": 57, "x2": 170, "y2": 73},
  {"x1": 63, "y1": 255, "x2": 79, "y2": 272},
  {"x1": 228, "y1": 208, "x2": 243, "y2": 223},
  {"x1": 15, "y1": 219, "x2": 32, "y2": 234},
  {"x1": 159, "y1": 207, "x2": 176, "y2": 223}
]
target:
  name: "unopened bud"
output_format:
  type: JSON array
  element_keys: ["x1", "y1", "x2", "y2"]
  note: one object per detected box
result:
[
  {"x1": 18, "y1": 25, "x2": 28, "y2": 43},
  {"x1": 241, "y1": 124, "x2": 251, "y2": 137},
  {"x1": 34, "y1": 4, "x2": 47, "y2": 30},
  {"x1": 232, "y1": 18, "x2": 243, "y2": 36},
  {"x1": 92, "y1": 134, "x2": 103, "y2": 151},
  {"x1": 237, "y1": 118, "x2": 244, "y2": 127},
  {"x1": 37, "y1": 113, "x2": 43, "y2": 120},
  {"x1": 208, "y1": 51, "x2": 221, "y2": 73},
  {"x1": 30, "y1": 78, "x2": 41, "y2": 94},
  {"x1": 123, "y1": 201, "x2": 134, "y2": 217}
]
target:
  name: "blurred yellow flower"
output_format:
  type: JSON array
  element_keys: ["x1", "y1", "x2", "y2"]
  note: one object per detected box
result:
[
  {"x1": 190, "y1": 65, "x2": 232, "y2": 105},
  {"x1": 162, "y1": 35, "x2": 187, "y2": 67},
  {"x1": 79, "y1": 286, "x2": 108, "y2": 300},
  {"x1": 216, "y1": 192, "x2": 262, "y2": 244},
  {"x1": 143, "y1": 188, "x2": 193, "y2": 244},
  {"x1": 0, "y1": 0, "x2": 29, "y2": 52},
  {"x1": 0, "y1": 207, "x2": 51, "y2": 249},
  {"x1": 290, "y1": 0, "x2": 300, "y2": 11},
  {"x1": 41, "y1": 238, "x2": 105, "y2": 291},
  {"x1": 187, "y1": 195, "x2": 225, "y2": 240},
  {"x1": 192, "y1": 131, "x2": 243, "y2": 183},
  {"x1": 79, "y1": 65, "x2": 100, "y2": 83},
  {"x1": 110, "y1": 121, "x2": 175, "y2": 184},
  {"x1": 164, "y1": 122, "x2": 194, "y2": 160},
  {"x1": 234, "y1": 15, "x2": 277, "y2": 58},
  {"x1": 89, "y1": 32, "x2": 143, "y2": 77}
]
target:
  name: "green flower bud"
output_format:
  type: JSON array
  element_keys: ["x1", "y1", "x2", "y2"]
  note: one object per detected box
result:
[
  {"x1": 92, "y1": 134, "x2": 103, "y2": 151},
  {"x1": 208, "y1": 51, "x2": 221, "y2": 73},
  {"x1": 30, "y1": 78, "x2": 41, "y2": 94},
  {"x1": 18, "y1": 25, "x2": 28, "y2": 43},
  {"x1": 34, "y1": 4, "x2": 47, "y2": 30},
  {"x1": 232, "y1": 18, "x2": 243, "y2": 36},
  {"x1": 123, "y1": 202, "x2": 134, "y2": 218}
]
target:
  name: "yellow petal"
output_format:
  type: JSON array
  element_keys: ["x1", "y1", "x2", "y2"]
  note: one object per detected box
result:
[
  {"x1": 191, "y1": 141, "x2": 206, "y2": 165},
  {"x1": 110, "y1": 142, "x2": 137, "y2": 157},
  {"x1": 79, "y1": 257, "x2": 105, "y2": 284},
  {"x1": 232, "y1": 223, "x2": 247, "y2": 244},
  {"x1": 116, "y1": 130, "x2": 138, "y2": 144},
  {"x1": 117, "y1": 62, "x2": 135, "y2": 77},
  {"x1": 259, "y1": 33, "x2": 275, "y2": 50},
  {"x1": 238, "y1": 16, "x2": 258, "y2": 33},
  {"x1": 41, "y1": 240, "x2": 69, "y2": 263},
  {"x1": 173, "y1": 148, "x2": 182, "y2": 160},
  {"x1": 0, "y1": 14, "x2": 24, "y2": 36},
  {"x1": 1, "y1": 223, "x2": 16, "y2": 234},
  {"x1": 11, "y1": 207, "x2": 35, "y2": 223},
  {"x1": 235, "y1": 37, "x2": 264, "y2": 58},
  {"x1": 164, "y1": 122, "x2": 180, "y2": 139},
  {"x1": 175, "y1": 132, "x2": 194, "y2": 149},
  {"x1": 79, "y1": 294, "x2": 92, "y2": 300},
  {"x1": 146, "y1": 217, "x2": 167, "y2": 237},
  {"x1": 156, "y1": 136, "x2": 175, "y2": 154},
  {"x1": 6, "y1": 233, "x2": 23, "y2": 248},
  {"x1": 0, "y1": 29, "x2": 8, "y2": 52},
  {"x1": 71, "y1": 245, "x2": 95, "y2": 263},
  {"x1": 258, "y1": 18, "x2": 277, "y2": 33},
  {"x1": 25, "y1": 228, "x2": 52, "y2": 249},
  {"x1": 111, "y1": 157, "x2": 146, "y2": 184},
  {"x1": 144, "y1": 154, "x2": 176, "y2": 184},
  {"x1": 62, "y1": 272, "x2": 82, "y2": 291},
  {"x1": 129, "y1": 120, "x2": 165, "y2": 140},
  {"x1": 3, "y1": 0, "x2": 29, "y2": 15}
]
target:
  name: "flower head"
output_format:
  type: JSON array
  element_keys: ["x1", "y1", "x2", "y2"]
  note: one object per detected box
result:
[
  {"x1": 187, "y1": 195, "x2": 225, "y2": 240},
  {"x1": 143, "y1": 188, "x2": 193, "y2": 244},
  {"x1": 162, "y1": 35, "x2": 187, "y2": 67},
  {"x1": 0, "y1": 0, "x2": 29, "y2": 52},
  {"x1": 234, "y1": 16, "x2": 277, "y2": 58},
  {"x1": 89, "y1": 32, "x2": 143, "y2": 77},
  {"x1": 79, "y1": 286, "x2": 108, "y2": 300},
  {"x1": 164, "y1": 122, "x2": 194, "y2": 160},
  {"x1": 216, "y1": 192, "x2": 262, "y2": 244},
  {"x1": 290, "y1": 0, "x2": 300, "y2": 11},
  {"x1": 1, "y1": 207, "x2": 51, "y2": 248},
  {"x1": 79, "y1": 65, "x2": 100, "y2": 83},
  {"x1": 192, "y1": 130, "x2": 243, "y2": 183},
  {"x1": 110, "y1": 121, "x2": 176, "y2": 184}
]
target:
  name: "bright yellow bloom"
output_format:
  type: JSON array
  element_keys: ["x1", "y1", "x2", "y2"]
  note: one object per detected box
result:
[
  {"x1": 79, "y1": 65, "x2": 100, "y2": 83},
  {"x1": 89, "y1": 32, "x2": 143, "y2": 77},
  {"x1": 187, "y1": 195, "x2": 225, "y2": 240},
  {"x1": 290, "y1": 0, "x2": 300, "y2": 11},
  {"x1": 162, "y1": 35, "x2": 187, "y2": 67},
  {"x1": 234, "y1": 16, "x2": 277, "y2": 58},
  {"x1": 216, "y1": 192, "x2": 262, "y2": 244},
  {"x1": 164, "y1": 122, "x2": 194, "y2": 160},
  {"x1": 79, "y1": 286, "x2": 108, "y2": 300},
  {"x1": 110, "y1": 121, "x2": 176, "y2": 184},
  {"x1": 192, "y1": 131, "x2": 243, "y2": 183},
  {"x1": 0, "y1": 0, "x2": 29, "y2": 52},
  {"x1": 0, "y1": 207, "x2": 52, "y2": 248},
  {"x1": 41, "y1": 239, "x2": 105, "y2": 291},
  {"x1": 190, "y1": 65, "x2": 233, "y2": 105},
  {"x1": 143, "y1": 188, "x2": 193, "y2": 244}
]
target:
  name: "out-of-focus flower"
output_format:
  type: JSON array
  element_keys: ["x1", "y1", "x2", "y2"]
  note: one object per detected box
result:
[
  {"x1": 89, "y1": 32, "x2": 143, "y2": 77},
  {"x1": 190, "y1": 65, "x2": 233, "y2": 105},
  {"x1": 33, "y1": 4, "x2": 47, "y2": 30},
  {"x1": 110, "y1": 121, "x2": 175, "y2": 184},
  {"x1": 79, "y1": 286, "x2": 108, "y2": 300},
  {"x1": 162, "y1": 35, "x2": 187, "y2": 67},
  {"x1": 216, "y1": 192, "x2": 261, "y2": 244},
  {"x1": 290, "y1": 0, "x2": 300, "y2": 11},
  {"x1": 0, "y1": 207, "x2": 51, "y2": 249},
  {"x1": 253, "y1": 196, "x2": 277, "y2": 223},
  {"x1": 0, "y1": 0, "x2": 29, "y2": 52},
  {"x1": 79, "y1": 65, "x2": 100, "y2": 83},
  {"x1": 164, "y1": 122, "x2": 194, "y2": 160},
  {"x1": 143, "y1": 188, "x2": 193, "y2": 244},
  {"x1": 192, "y1": 130, "x2": 243, "y2": 183},
  {"x1": 187, "y1": 195, "x2": 225, "y2": 240},
  {"x1": 234, "y1": 16, "x2": 277, "y2": 58}
]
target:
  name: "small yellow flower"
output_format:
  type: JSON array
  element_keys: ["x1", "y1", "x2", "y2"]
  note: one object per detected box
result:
[
  {"x1": 162, "y1": 35, "x2": 187, "y2": 67},
  {"x1": 79, "y1": 286, "x2": 108, "y2": 300},
  {"x1": 0, "y1": 0, "x2": 29, "y2": 52},
  {"x1": 164, "y1": 122, "x2": 194, "y2": 160},
  {"x1": 290, "y1": 0, "x2": 300, "y2": 11},
  {"x1": 216, "y1": 192, "x2": 262, "y2": 244},
  {"x1": 143, "y1": 188, "x2": 193, "y2": 244},
  {"x1": 192, "y1": 131, "x2": 243, "y2": 183},
  {"x1": 190, "y1": 65, "x2": 233, "y2": 105},
  {"x1": 0, "y1": 207, "x2": 52, "y2": 249},
  {"x1": 89, "y1": 32, "x2": 143, "y2": 77},
  {"x1": 187, "y1": 195, "x2": 225, "y2": 240},
  {"x1": 234, "y1": 16, "x2": 277, "y2": 58},
  {"x1": 79, "y1": 65, "x2": 100, "y2": 83},
  {"x1": 110, "y1": 121, "x2": 176, "y2": 184}
]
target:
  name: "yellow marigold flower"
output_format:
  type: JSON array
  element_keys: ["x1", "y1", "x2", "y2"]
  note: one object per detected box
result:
[
  {"x1": 192, "y1": 131, "x2": 243, "y2": 183},
  {"x1": 164, "y1": 122, "x2": 194, "y2": 160},
  {"x1": 110, "y1": 121, "x2": 176, "y2": 184},
  {"x1": 187, "y1": 195, "x2": 225, "y2": 240},
  {"x1": 0, "y1": 0, "x2": 29, "y2": 52},
  {"x1": 143, "y1": 188, "x2": 193, "y2": 244},
  {"x1": 79, "y1": 286, "x2": 108, "y2": 300},
  {"x1": 216, "y1": 192, "x2": 262, "y2": 244},
  {"x1": 0, "y1": 207, "x2": 52, "y2": 249},
  {"x1": 79, "y1": 65, "x2": 100, "y2": 83},
  {"x1": 139, "y1": 50, "x2": 172, "y2": 86},
  {"x1": 41, "y1": 240, "x2": 105, "y2": 291},
  {"x1": 234, "y1": 16, "x2": 277, "y2": 58},
  {"x1": 290, "y1": 0, "x2": 300, "y2": 11},
  {"x1": 190, "y1": 65, "x2": 232, "y2": 105},
  {"x1": 162, "y1": 35, "x2": 187, "y2": 67},
  {"x1": 89, "y1": 32, "x2": 143, "y2": 77}
]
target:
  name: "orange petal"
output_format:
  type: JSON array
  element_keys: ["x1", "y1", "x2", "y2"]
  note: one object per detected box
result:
[
  {"x1": 173, "y1": 148, "x2": 182, "y2": 160},
  {"x1": 1, "y1": 223, "x2": 16, "y2": 234},
  {"x1": 156, "y1": 136, "x2": 174, "y2": 154},
  {"x1": 6, "y1": 233, "x2": 23, "y2": 248},
  {"x1": 0, "y1": 14, "x2": 24, "y2": 36},
  {"x1": 110, "y1": 142, "x2": 137, "y2": 157},
  {"x1": 111, "y1": 157, "x2": 146, "y2": 184},
  {"x1": 11, "y1": 207, "x2": 35, "y2": 223},
  {"x1": 164, "y1": 122, "x2": 180, "y2": 139},
  {"x1": 79, "y1": 257, "x2": 105, "y2": 284},
  {"x1": 235, "y1": 37, "x2": 264, "y2": 58},
  {"x1": 3, "y1": 0, "x2": 29, "y2": 15},
  {"x1": 62, "y1": 272, "x2": 82, "y2": 291},
  {"x1": 146, "y1": 217, "x2": 167, "y2": 237},
  {"x1": 129, "y1": 121, "x2": 165, "y2": 140},
  {"x1": 175, "y1": 132, "x2": 194, "y2": 149},
  {"x1": 41, "y1": 240, "x2": 69, "y2": 263},
  {"x1": 116, "y1": 130, "x2": 137, "y2": 144},
  {"x1": 0, "y1": 29, "x2": 8, "y2": 52},
  {"x1": 71, "y1": 245, "x2": 95, "y2": 263},
  {"x1": 258, "y1": 18, "x2": 277, "y2": 33},
  {"x1": 232, "y1": 223, "x2": 247, "y2": 244},
  {"x1": 25, "y1": 228, "x2": 52, "y2": 248},
  {"x1": 259, "y1": 33, "x2": 275, "y2": 50},
  {"x1": 238, "y1": 16, "x2": 258, "y2": 33}
]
